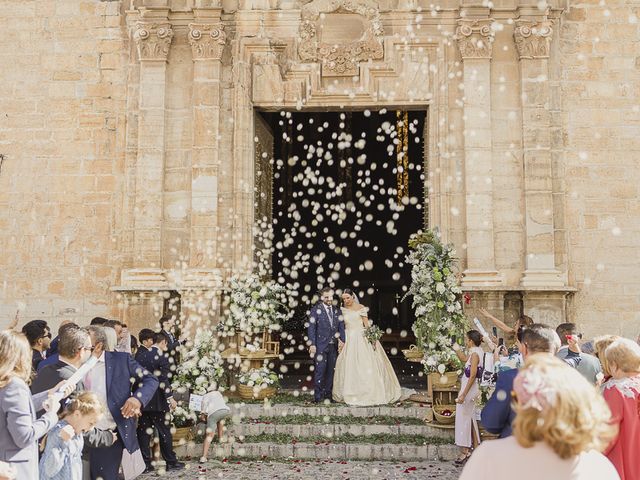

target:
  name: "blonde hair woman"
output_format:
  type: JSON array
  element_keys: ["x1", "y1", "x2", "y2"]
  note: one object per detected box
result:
[
  {"x1": 602, "y1": 338, "x2": 640, "y2": 480},
  {"x1": 0, "y1": 331, "x2": 72, "y2": 479},
  {"x1": 594, "y1": 335, "x2": 621, "y2": 382},
  {"x1": 460, "y1": 354, "x2": 619, "y2": 480}
]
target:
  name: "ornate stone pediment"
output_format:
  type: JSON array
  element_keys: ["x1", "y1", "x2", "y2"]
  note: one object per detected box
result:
[
  {"x1": 514, "y1": 20, "x2": 554, "y2": 60},
  {"x1": 298, "y1": 0, "x2": 384, "y2": 77}
]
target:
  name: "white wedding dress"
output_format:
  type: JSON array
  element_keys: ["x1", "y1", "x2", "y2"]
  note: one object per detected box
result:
[{"x1": 332, "y1": 307, "x2": 402, "y2": 406}]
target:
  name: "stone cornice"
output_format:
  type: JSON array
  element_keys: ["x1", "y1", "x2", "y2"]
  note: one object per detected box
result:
[
  {"x1": 455, "y1": 18, "x2": 495, "y2": 59},
  {"x1": 514, "y1": 20, "x2": 554, "y2": 59},
  {"x1": 188, "y1": 23, "x2": 226, "y2": 60},
  {"x1": 134, "y1": 21, "x2": 174, "y2": 61}
]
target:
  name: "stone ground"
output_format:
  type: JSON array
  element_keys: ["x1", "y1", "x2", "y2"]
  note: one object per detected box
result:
[{"x1": 141, "y1": 459, "x2": 461, "y2": 479}]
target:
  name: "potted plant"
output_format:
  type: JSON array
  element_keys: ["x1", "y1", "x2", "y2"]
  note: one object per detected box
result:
[
  {"x1": 220, "y1": 273, "x2": 291, "y2": 352},
  {"x1": 404, "y1": 229, "x2": 466, "y2": 384},
  {"x1": 172, "y1": 328, "x2": 226, "y2": 396},
  {"x1": 236, "y1": 367, "x2": 281, "y2": 400},
  {"x1": 171, "y1": 404, "x2": 197, "y2": 446}
]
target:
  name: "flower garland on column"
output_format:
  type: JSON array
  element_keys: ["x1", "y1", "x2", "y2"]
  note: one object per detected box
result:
[{"x1": 405, "y1": 229, "x2": 466, "y2": 373}]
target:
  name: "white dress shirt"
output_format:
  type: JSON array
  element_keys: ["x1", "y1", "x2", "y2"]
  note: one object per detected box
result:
[{"x1": 84, "y1": 352, "x2": 117, "y2": 430}]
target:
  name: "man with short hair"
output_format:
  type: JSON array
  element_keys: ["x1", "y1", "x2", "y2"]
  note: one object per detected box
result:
[
  {"x1": 135, "y1": 331, "x2": 183, "y2": 473},
  {"x1": 481, "y1": 324, "x2": 580, "y2": 438},
  {"x1": 307, "y1": 287, "x2": 345, "y2": 403},
  {"x1": 85, "y1": 326, "x2": 159, "y2": 480},
  {"x1": 38, "y1": 321, "x2": 79, "y2": 372},
  {"x1": 556, "y1": 323, "x2": 602, "y2": 385},
  {"x1": 21, "y1": 319, "x2": 51, "y2": 371}
]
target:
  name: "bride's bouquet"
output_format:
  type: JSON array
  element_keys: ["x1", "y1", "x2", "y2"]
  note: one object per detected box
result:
[{"x1": 364, "y1": 324, "x2": 383, "y2": 350}]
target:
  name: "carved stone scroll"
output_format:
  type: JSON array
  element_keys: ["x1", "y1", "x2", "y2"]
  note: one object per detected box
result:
[
  {"x1": 189, "y1": 23, "x2": 226, "y2": 61},
  {"x1": 514, "y1": 20, "x2": 553, "y2": 60},
  {"x1": 455, "y1": 19, "x2": 495, "y2": 59},
  {"x1": 134, "y1": 22, "x2": 174, "y2": 61}
]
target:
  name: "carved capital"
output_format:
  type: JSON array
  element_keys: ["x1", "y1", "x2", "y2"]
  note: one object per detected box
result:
[
  {"x1": 455, "y1": 19, "x2": 495, "y2": 59},
  {"x1": 134, "y1": 22, "x2": 173, "y2": 61},
  {"x1": 189, "y1": 23, "x2": 226, "y2": 61},
  {"x1": 514, "y1": 20, "x2": 553, "y2": 60}
]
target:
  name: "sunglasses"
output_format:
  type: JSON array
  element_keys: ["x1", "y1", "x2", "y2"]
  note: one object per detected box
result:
[{"x1": 40, "y1": 332, "x2": 52, "y2": 340}]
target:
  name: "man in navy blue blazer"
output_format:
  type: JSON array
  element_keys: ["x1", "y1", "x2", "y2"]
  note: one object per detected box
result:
[
  {"x1": 135, "y1": 330, "x2": 184, "y2": 473},
  {"x1": 85, "y1": 326, "x2": 159, "y2": 480},
  {"x1": 308, "y1": 287, "x2": 345, "y2": 403},
  {"x1": 481, "y1": 324, "x2": 581, "y2": 438}
]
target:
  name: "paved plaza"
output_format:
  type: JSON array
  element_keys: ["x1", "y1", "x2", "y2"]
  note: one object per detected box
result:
[{"x1": 142, "y1": 459, "x2": 460, "y2": 479}]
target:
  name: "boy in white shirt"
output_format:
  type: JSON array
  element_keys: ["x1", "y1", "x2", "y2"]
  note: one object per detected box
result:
[{"x1": 199, "y1": 391, "x2": 230, "y2": 463}]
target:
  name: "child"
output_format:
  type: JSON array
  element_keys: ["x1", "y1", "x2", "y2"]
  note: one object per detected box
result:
[
  {"x1": 199, "y1": 390, "x2": 231, "y2": 463},
  {"x1": 39, "y1": 391, "x2": 103, "y2": 480}
]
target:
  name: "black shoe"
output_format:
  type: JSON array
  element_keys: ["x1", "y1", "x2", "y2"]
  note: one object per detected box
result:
[
  {"x1": 166, "y1": 462, "x2": 186, "y2": 471},
  {"x1": 143, "y1": 465, "x2": 155, "y2": 474}
]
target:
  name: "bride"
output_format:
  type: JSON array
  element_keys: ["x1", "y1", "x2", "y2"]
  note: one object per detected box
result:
[{"x1": 332, "y1": 289, "x2": 402, "y2": 406}]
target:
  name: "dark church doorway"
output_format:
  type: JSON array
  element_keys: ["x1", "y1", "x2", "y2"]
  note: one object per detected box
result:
[{"x1": 256, "y1": 109, "x2": 428, "y2": 387}]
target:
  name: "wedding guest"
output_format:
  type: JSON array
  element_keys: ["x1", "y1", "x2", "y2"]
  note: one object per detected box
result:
[
  {"x1": 159, "y1": 314, "x2": 183, "y2": 358},
  {"x1": 481, "y1": 324, "x2": 581, "y2": 438},
  {"x1": 84, "y1": 326, "x2": 159, "y2": 480},
  {"x1": 460, "y1": 355, "x2": 619, "y2": 480},
  {"x1": 102, "y1": 326, "x2": 118, "y2": 352},
  {"x1": 478, "y1": 308, "x2": 533, "y2": 343},
  {"x1": 39, "y1": 391, "x2": 104, "y2": 480},
  {"x1": 0, "y1": 331, "x2": 72, "y2": 478},
  {"x1": 199, "y1": 390, "x2": 231, "y2": 463},
  {"x1": 89, "y1": 317, "x2": 108, "y2": 326},
  {"x1": 21, "y1": 320, "x2": 51, "y2": 371},
  {"x1": 595, "y1": 335, "x2": 621, "y2": 383},
  {"x1": 135, "y1": 331, "x2": 183, "y2": 473},
  {"x1": 37, "y1": 321, "x2": 79, "y2": 372},
  {"x1": 130, "y1": 334, "x2": 139, "y2": 357},
  {"x1": 602, "y1": 338, "x2": 640, "y2": 480},
  {"x1": 46, "y1": 319, "x2": 73, "y2": 358},
  {"x1": 556, "y1": 323, "x2": 602, "y2": 384},
  {"x1": 452, "y1": 330, "x2": 483, "y2": 464}
]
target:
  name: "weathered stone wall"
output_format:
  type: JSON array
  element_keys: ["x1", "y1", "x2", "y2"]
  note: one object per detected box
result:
[
  {"x1": 0, "y1": 0, "x2": 638, "y2": 341},
  {"x1": 558, "y1": 0, "x2": 640, "y2": 338},
  {"x1": 0, "y1": 0, "x2": 128, "y2": 328}
]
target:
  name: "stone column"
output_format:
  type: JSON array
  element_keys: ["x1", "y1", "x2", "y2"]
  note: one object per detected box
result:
[
  {"x1": 514, "y1": 18, "x2": 566, "y2": 287},
  {"x1": 132, "y1": 14, "x2": 173, "y2": 280},
  {"x1": 456, "y1": 19, "x2": 504, "y2": 287},
  {"x1": 188, "y1": 13, "x2": 226, "y2": 272}
]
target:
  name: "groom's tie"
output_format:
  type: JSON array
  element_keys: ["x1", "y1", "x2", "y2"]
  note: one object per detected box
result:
[{"x1": 326, "y1": 305, "x2": 334, "y2": 329}]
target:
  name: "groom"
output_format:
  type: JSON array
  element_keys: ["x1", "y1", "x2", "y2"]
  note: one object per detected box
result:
[{"x1": 308, "y1": 287, "x2": 345, "y2": 403}]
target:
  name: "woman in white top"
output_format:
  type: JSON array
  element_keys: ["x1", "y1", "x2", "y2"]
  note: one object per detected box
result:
[
  {"x1": 460, "y1": 354, "x2": 620, "y2": 480},
  {"x1": 453, "y1": 330, "x2": 484, "y2": 463},
  {"x1": 199, "y1": 390, "x2": 230, "y2": 463}
]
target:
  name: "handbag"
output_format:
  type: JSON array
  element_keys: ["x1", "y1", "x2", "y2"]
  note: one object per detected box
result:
[{"x1": 479, "y1": 352, "x2": 497, "y2": 388}]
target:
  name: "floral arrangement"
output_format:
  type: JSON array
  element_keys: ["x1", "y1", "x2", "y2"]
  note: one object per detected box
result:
[
  {"x1": 476, "y1": 384, "x2": 496, "y2": 410},
  {"x1": 237, "y1": 367, "x2": 281, "y2": 389},
  {"x1": 172, "y1": 328, "x2": 225, "y2": 396},
  {"x1": 364, "y1": 324, "x2": 383, "y2": 348},
  {"x1": 171, "y1": 404, "x2": 197, "y2": 428},
  {"x1": 220, "y1": 273, "x2": 290, "y2": 338},
  {"x1": 404, "y1": 229, "x2": 466, "y2": 373}
]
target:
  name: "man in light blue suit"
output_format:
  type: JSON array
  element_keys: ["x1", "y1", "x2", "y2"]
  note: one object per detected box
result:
[{"x1": 307, "y1": 287, "x2": 346, "y2": 403}]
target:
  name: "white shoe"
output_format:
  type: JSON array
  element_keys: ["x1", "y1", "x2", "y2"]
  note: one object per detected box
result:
[{"x1": 199, "y1": 457, "x2": 208, "y2": 463}]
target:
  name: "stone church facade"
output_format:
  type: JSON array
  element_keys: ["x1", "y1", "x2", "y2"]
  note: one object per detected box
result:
[{"x1": 0, "y1": 0, "x2": 638, "y2": 338}]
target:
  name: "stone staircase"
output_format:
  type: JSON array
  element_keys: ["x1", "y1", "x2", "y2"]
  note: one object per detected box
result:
[{"x1": 174, "y1": 399, "x2": 457, "y2": 462}]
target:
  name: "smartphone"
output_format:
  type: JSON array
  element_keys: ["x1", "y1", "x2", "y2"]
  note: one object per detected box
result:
[
  {"x1": 492, "y1": 327, "x2": 498, "y2": 338},
  {"x1": 498, "y1": 338, "x2": 504, "y2": 347}
]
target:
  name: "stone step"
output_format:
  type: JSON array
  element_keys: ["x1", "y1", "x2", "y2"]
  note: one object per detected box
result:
[
  {"x1": 230, "y1": 403, "x2": 431, "y2": 419},
  {"x1": 175, "y1": 441, "x2": 458, "y2": 462},
  {"x1": 228, "y1": 422, "x2": 453, "y2": 440}
]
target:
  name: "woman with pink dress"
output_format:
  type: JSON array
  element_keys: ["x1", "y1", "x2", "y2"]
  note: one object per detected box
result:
[{"x1": 602, "y1": 338, "x2": 640, "y2": 480}]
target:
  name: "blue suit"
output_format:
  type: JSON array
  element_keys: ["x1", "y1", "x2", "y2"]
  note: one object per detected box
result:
[
  {"x1": 480, "y1": 368, "x2": 517, "y2": 438},
  {"x1": 307, "y1": 302, "x2": 345, "y2": 402},
  {"x1": 89, "y1": 351, "x2": 159, "y2": 480},
  {"x1": 36, "y1": 352, "x2": 59, "y2": 372},
  {"x1": 135, "y1": 346, "x2": 178, "y2": 468}
]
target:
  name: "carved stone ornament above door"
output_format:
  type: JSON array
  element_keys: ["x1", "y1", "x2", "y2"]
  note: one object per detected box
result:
[{"x1": 298, "y1": 0, "x2": 384, "y2": 77}]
